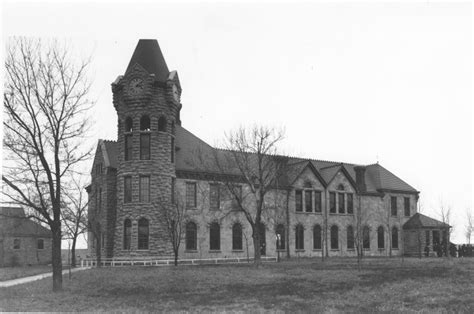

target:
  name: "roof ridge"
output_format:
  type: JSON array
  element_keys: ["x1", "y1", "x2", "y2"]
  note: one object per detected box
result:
[{"x1": 320, "y1": 163, "x2": 343, "y2": 170}]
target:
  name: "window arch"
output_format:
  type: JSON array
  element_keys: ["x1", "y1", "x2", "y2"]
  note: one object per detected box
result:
[
  {"x1": 140, "y1": 115, "x2": 151, "y2": 131},
  {"x1": 232, "y1": 223, "x2": 243, "y2": 251},
  {"x1": 185, "y1": 222, "x2": 197, "y2": 250},
  {"x1": 347, "y1": 225, "x2": 355, "y2": 249},
  {"x1": 295, "y1": 224, "x2": 304, "y2": 250},
  {"x1": 125, "y1": 117, "x2": 133, "y2": 132},
  {"x1": 276, "y1": 224, "x2": 285, "y2": 250},
  {"x1": 377, "y1": 226, "x2": 385, "y2": 249},
  {"x1": 123, "y1": 219, "x2": 132, "y2": 250},
  {"x1": 331, "y1": 225, "x2": 339, "y2": 249},
  {"x1": 337, "y1": 184, "x2": 345, "y2": 191},
  {"x1": 392, "y1": 226, "x2": 399, "y2": 249},
  {"x1": 209, "y1": 222, "x2": 220, "y2": 251},
  {"x1": 158, "y1": 116, "x2": 167, "y2": 132},
  {"x1": 363, "y1": 226, "x2": 370, "y2": 249},
  {"x1": 137, "y1": 218, "x2": 149, "y2": 250},
  {"x1": 313, "y1": 224, "x2": 322, "y2": 250}
]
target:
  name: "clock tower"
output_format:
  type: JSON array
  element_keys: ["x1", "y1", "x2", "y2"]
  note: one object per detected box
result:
[{"x1": 111, "y1": 39, "x2": 182, "y2": 256}]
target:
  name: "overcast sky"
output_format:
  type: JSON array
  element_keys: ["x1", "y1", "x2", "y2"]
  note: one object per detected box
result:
[{"x1": 2, "y1": 1, "x2": 472, "y2": 245}]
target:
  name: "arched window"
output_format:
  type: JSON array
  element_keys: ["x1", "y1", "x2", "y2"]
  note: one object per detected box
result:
[
  {"x1": 337, "y1": 184, "x2": 345, "y2": 191},
  {"x1": 363, "y1": 226, "x2": 370, "y2": 249},
  {"x1": 123, "y1": 219, "x2": 131, "y2": 250},
  {"x1": 377, "y1": 226, "x2": 385, "y2": 249},
  {"x1": 331, "y1": 225, "x2": 339, "y2": 249},
  {"x1": 158, "y1": 116, "x2": 167, "y2": 132},
  {"x1": 140, "y1": 115, "x2": 150, "y2": 131},
  {"x1": 313, "y1": 224, "x2": 322, "y2": 250},
  {"x1": 209, "y1": 222, "x2": 220, "y2": 251},
  {"x1": 185, "y1": 222, "x2": 197, "y2": 250},
  {"x1": 276, "y1": 224, "x2": 286, "y2": 250},
  {"x1": 232, "y1": 223, "x2": 243, "y2": 251},
  {"x1": 347, "y1": 225, "x2": 355, "y2": 249},
  {"x1": 171, "y1": 121, "x2": 176, "y2": 135},
  {"x1": 392, "y1": 227, "x2": 399, "y2": 249},
  {"x1": 295, "y1": 224, "x2": 304, "y2": 250},
  {"x1": 138, "y1": 218, "x2": 149, "y2": 250},
  {"x1": 125, "y1": 117, "x2": 133, "y2": 132}
]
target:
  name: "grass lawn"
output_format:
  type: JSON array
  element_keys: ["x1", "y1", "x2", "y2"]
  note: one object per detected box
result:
[
  {"x1": 0, "y1": 257, "x2": 473, "y2": 312},
  {"x1": 0, "y1": 265, "x2": 53, "y2": 281}
]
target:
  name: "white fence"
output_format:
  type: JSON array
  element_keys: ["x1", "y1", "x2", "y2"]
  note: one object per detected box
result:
[{"x1": 81, "y1": 256, "x2": 277, "y2": 268}]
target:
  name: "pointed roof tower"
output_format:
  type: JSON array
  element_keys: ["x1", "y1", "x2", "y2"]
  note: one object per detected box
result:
[{"x1": 125, "y1": 39, "x2": 170, "y2": 82}]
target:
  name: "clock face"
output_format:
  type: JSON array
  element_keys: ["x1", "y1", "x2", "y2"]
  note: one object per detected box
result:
[
  {"x1": 129, "y1": 78, "x2": 144, "y2": 95},
  {"x1": 172, "y1": 84, "x2": 180, "y2": 102}
]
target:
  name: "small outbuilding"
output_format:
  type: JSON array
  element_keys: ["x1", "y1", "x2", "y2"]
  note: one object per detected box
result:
[
  {"x1": 403, "y1": 213, "x2": 451, "y2": 257},
  {"x1": 0, "y1": 207, "x2": 52, "y2": 266}
]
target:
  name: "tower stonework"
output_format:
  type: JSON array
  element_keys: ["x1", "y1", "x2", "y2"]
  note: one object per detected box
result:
[{"x1": 111, "y1": 39, "x2": 181, "y2": 256}]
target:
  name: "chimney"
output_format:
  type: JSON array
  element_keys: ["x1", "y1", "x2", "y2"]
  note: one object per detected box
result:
[{"x1": 354, "y1": 166, "x2": 367, "y2": 193}]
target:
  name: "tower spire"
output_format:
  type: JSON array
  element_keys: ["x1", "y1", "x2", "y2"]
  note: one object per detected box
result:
[{"x1": 125, "y1": 39, "x2": 170, "y2": 82}]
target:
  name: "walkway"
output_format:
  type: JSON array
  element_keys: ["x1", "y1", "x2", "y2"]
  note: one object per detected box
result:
[{"x1": 0, "y1": 267, "x2": 91, "y2": 288}]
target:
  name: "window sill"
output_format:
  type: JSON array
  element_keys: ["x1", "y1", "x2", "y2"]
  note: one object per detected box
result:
[
  {"x1": 136, "y1": 249, "x2": 150, "y2": 252},
  {"x1": 391, "y1": 248, "x2": 399, "y2": 250},
  {"x1": 232, "y1": 250, "x2": 244, "y2": 253},
  {"x1": 312, "y1": 249, "x2": 322, "y2": 252},
  {"x1": 186, "y1": 208, "x2": 198, "y2": 210},
  {"x1": 347, "y1": 248, "x2": 355, "y2": 251},
  {"x1": 330, "y1": 249, "x2": 340, "y2": 251},
  {"x1": 276, "y1": 249, "x2": 286, "y2": 252},
  {"x1": 209, "y1": 250, "x2": 221, "y2": 253},
  {"x1": 185, "y1": 250, "x2": 198, "y2": 253},
  {"x1": 297, "y1": 211, "x2": 323, "y2": 215},
  {"x1": 295, "y1": 249, "x2": 305, "y2": 252}
]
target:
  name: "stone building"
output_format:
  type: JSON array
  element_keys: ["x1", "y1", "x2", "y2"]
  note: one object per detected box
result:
[
  {"x1": 0, "y1": 207, "x2": 52, "y2": 266},
  {"x1": 87, "y1": 39, "x2": 422, "y2": 259}
]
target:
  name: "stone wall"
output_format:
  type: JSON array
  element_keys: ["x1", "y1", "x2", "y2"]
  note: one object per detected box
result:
[{"x1": 0, "y1": 236, "x2": 52, "y2": 267}]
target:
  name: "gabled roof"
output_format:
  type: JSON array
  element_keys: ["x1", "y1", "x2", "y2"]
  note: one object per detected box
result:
[
  {"x1": 94, "y1": 125, "x2": 418, "y2": 194},
  {"x1": 101, "y1": 140, "x2": 118, "y2": 168},
  {"x1": 0, "y1": 207, "x2": 51, "y2": 238},
  {"x1": 125, "y1": 39, "x2": 170, "y2": 82},
  {"x1": 403, "y1": 213, "x2": 450, "y2": 230}
]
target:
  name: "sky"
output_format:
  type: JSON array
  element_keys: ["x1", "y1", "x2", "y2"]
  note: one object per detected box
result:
[{"x1": 1, "y1": 1, "x2": 472, "y2": 245}]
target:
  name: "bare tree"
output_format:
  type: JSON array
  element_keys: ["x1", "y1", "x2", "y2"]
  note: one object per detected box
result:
[
  {"x1": 61, "y1": 176, "x2": 89, "y2": 268},
  {"x1": 438, "y1": 199, "x2": 453, "y2": 258},
  {"x1": 2, "y1": 37, "x2": 93, "y2": 291},
  {"x1": 200, "y1": 126, "x2": 285, "y2": 266},
  {"x1": 465, "y1": 208, "x2": 473, "y2": 245},
  {"x1": 154, "y1": 188, "x2": 186, "y2": 266}
]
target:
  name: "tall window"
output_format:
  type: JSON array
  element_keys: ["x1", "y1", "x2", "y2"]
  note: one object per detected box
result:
[
  {"x1": 140, "y1": 133, "x2": 150, "y2": 160},
  {"x1": 137, "y1": 218, "x2": 149, "y2": 250},
  {"x1": 209, "y1": 184, "x2": 220, "y2": 210},
  {"x1": 329, "y1": 192, "x2": 336, "y2": 213},
  {"x1": 347, "y1": 193, "x2": 353, "y2": 214},
  {"x1": 96, "y1": 187, "x2": 102, "y2": 212},
  {"x1": 13, "y1": 239, "x2": 20, "y2": 249},
  {"x1": 171, "y1": 137, "x2": 175, "y2": 163},
  {"x1": 377, "y1": 226, "x2": 385, "y2": 249},
  {"x1": 295, "y1": 224, "x2": 304, "y2": 250},
  {"x1": 392, "y1": 227, "x2": 399, "y2": 249},
  {"x1": 404, "y1": 197, "x2": 410, "y2": 216},
  {"x1": 232, "y1": 223, "x2": 243, "y2": 251},
  {"x1": 139, "y1": 176, "x2": 150, "y2": 203},
  {"x1": 209, "y1": 222, "x2": 220, "y2": 250},
  {"x1": 276, "y1": 224, "x2": 285, "y2": 250},
  {"x1": 124, "y1": 176, "x2": 132, "y2": 203},
  {"x1": 125, "y1": 134, "x2": 133, "y2": 161},
  {"x1": 185, "y1": 222, "x2": 197, "y2": 250},
  {"x1": 295, "y1": 190, "x2": 302, "y2": 212},
  {"x1": 347, "y1": 226, "x2": 355, "y2": 249},
  {"x1": 338, "y1": 193, "x2": 345, "y2": 214},
  {"x1": 391, "y1": 196, "x2": 397, "y2": 216},
  {"x1": 125, "y1": 117, "x2": 133, "y2": 132},
  {"x1": 314, "y1": 191, "x2": 322, "y2": 212},
  {"x1": 313, "y1": 225, "x2": 322, "y2": 250},
  {"x1": 37, "y1": 239, "x2": 44, "y2": 250},
  {"x1": 171, "y1": 177, "x2": 176, "y2": 205},
  {"x1": 123, "y1": 219, "x2": 132, "y2": 250},
  {"x1": 363, "y1": 226, "x2": 370, "y2": 249},
  {"x1": 425, "y1": 230, "x2": 431, "y2": 247},
  {"x1": 186, "y1": 182, "x2": 197, "y2": 209},
  {"x1": 305, "y1": 190, "x2": 312, "y2": 212},
  {"x1": 140, "y1": 115, "x2": 150, "y2": 131},
  {"x1": 330, "y1": 225, "x2": 339, "y2": 249},
  {"x1": 158, "y1": 116, "x2": 167, "y2": 132}
]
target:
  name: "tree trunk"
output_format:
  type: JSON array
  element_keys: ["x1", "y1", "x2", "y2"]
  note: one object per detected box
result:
[
  {"x1": 174, "y1": 250, "x2": 178, "y2": 266},
  {"x1": 71, "y1": 236, "x2": 77, "y2": 268},
  {"x1": 95, "y1": 229, "x2": 102, "y2": 267},
  {"x1": 51, "y1": 224, "x2": 63, "y2": 291},
  {"x1": 252, "y1": 228, "x2": 261, "y2": 266}
]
